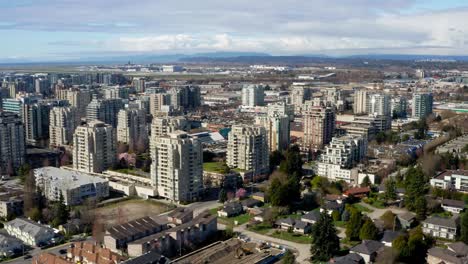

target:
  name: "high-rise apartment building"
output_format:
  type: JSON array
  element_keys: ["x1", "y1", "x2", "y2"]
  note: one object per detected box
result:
[
  {"x1": 0, "y1": 112, "x2": 25, "y2": 173},
  {"x1": 72, "y1": 121, "x2": 116, "y2": 173},
  {"x1": 22, "y1": 102, "x2": 50, "y2": 146},
  {"x1": 35, "y1": 78, "x2": 50, "y2": 96},
  {"x1": 150, "y1": 131, "x2": 203, "y2": 202},
  {"x1": 117, "y1": 108, "x2": 148, "y2": 149},
  {"x1": 86, "y1": 96, "x2": 123, "y2": 127},
  {"x1": 133, "y1": 78, "x2": 146, "y2": 93},
  {"x1": 150, "y1": 116, "x2": 189, "y2": 140},
  {"x1": 242, "y1": 85, "x2": 264, "y2": 107},
  {"x1": 255, "y1": 114, "x2": 290, "y2": 152},
  {"x1": 290, "y1": 86, "x2": 312, "y2": 109},
  {"x1": 391, "y1": 96, "x2": 408, "y2": 118},
  {"x1": 412, "y1": 93, "x2": 433, "y2": 119},
  {"x1": 49, "y1": 106, "x2": 79, "y2": 148},
  {"x1": 367, "y1": 93, "x2": 391, "y2": 117},
  {"x1": 353, "y1": 89, "x2": 368, "y2": 114},
  {"x1": 227, "y1": 125, "x2": 269, "y2": 178},
  {"x1": 167, "y1": 85, "x2": 201, "y2": 110},
  {"x1": 267, "y1": 101, "x2": 295, "y2": 121},
  {"x1": 56, "y1": 88, "x2": 92, "y2": 118},
  {"x1": 149, "y1": 93, "x2": 170, "y2": 115},
  {"x1": 303, "y1": 105, "x2": 336, "y2": 151}
]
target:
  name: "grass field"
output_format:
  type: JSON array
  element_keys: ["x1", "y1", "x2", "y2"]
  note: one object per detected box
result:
[
  {"x1": 248, "y1": 223, "x2": 273, "y2": 235},
  {"x1": 218, "y1": 213, "x2": 252, "y2": 226},
  {"x1": 353, "y1": 204, "x2": 374, "y2": 213},
  {"x1": 270, "y1": 230, "x2": 312, "y2": 244},
  {"x1": 203, "y1": 162, "x2": 229, "y2": 173}
]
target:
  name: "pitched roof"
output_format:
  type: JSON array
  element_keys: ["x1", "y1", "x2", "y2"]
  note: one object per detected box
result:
[
  {"x1": 345, "y1": 187, "x2": 371, "y2": 195},
  {"x1": 427, "y1": 247, "x2": 465, "y2": 264},
  {"x1": 397, "y1": 212, "x2": 416, "y2": 222},
  {"x1": 448, "y1": 242, "x2": 468, "y2": 257},
  {"x1": 442, "y1": 199, "x2": 465, "y2": 209},
  {"x1": 350, "y1": 240, "x2": 384, "y2": 255},
  {"x1": 294, "y1": 220, "x2": 309, "y2": 230},
  {"x1": 381, "y1": 230, "x2": 402, "y2": 243},
  {"x1": 5, "y1": 218, "x2": 55, "y2": 239},
  {"x1": 302, "y1": 210, "x2": 321, "y2": 222},
  {"x1": 332, "y1": 253, "x2": 364, "y2": 264},
  {"x1": 275, "y1": 217, "x2": 295, "y2": 226},
  {"x1": 423, "y1": 216, "x2": 458, "y2": 229}
]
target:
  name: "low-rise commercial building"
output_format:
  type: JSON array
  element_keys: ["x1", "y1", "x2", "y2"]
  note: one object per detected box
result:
[{"x1": 34, "y1": 167, "x2": 109, "y2": 206}]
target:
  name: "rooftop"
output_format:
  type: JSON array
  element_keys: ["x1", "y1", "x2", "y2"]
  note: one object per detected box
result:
[
  {"x1": 423, "y1": 216, "x2": 458, "y2": 229},
  {"x1": 34, "y1": 167, "x2": 108, "y2": 188}
]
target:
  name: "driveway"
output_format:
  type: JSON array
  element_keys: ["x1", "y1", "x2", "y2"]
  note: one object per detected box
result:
[
  {"x1": 358, "y1": 202, "x2": 409, "y2": 220},
  {"x1": 234, "y1": 224, "x2": 311, "y2": 263}
]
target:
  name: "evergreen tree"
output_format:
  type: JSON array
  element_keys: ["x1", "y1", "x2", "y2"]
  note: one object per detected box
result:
[
  {"x1": 404, "y1": 166, "x2": 428, "y2": 211},
  {"x1": 51, "y1": 193, "x2": 70, "y2": 227},
  {"x1": 346, "y1": 207, "x2": 363, "y2": 241},
  {"x1": 310, "y1": 213, "x2": 339, "y2": 262},
  {"x1": 414, "y1": 196, "x2": 427, "y2": 220},
  {"x1": 279, "y1": 145, "x2": 303, "y2": 178},
  {"x1": 359, "y1": 218, "x2": 379, "y2": 240},
  {"x1": 218, "y1": 189, "x2": 227, "y2": 203},
  {"x1": 460, "y1": 212, "x2": 468, "y2": 244},
  {"x1": 360, "y1": 176, "x2": 371, "y2": 187},
  {"x1": 384, "y1": 178, "x2": 397, "y2": 202}
]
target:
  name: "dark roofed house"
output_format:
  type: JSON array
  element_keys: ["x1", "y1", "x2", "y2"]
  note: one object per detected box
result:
[
  {"x1": 218, "y1": 201, "x2": 243, "y2": 218},
  {"x1": 275, "y1": 218, "x2": 295, "y2": 231},
  {"x1": 381, "y1": 230, "x2": 403, "y2": 247},
  {"x1": 448, "y1": 242, "x2": 468, "y2": 257},
  {"x1": 442, "y1": 199, "x2": 465, "y2": 214},
  {"x1": 350, "y1": 240, "x2": 384, "y2": 264},
  {"x1": 422, "y1": 216, "x2": 459, "y2": 240},
  {"x1": 320, "y1": 201, "x2": 344, "y2": 215},
  {"x1": 301, "y1": 210, "x2": 321, "y2": 224},
  {"x1": 241, "y1": 198, "x2": 263, "y2": 209},
  {"x1": 331, "y1": 253, "x2": 364, "y2": 264},
  {"x1": 293, "y1": 220, "x2": 311, "y2": 234},
  {"x1": 397, "y1": 212, "x2": 416, "y2": 229},
  {"x1": 426, "y1": 247, "x2": 467, "y2": 264}
]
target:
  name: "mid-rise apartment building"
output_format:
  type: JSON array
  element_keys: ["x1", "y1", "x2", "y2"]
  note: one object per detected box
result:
[
  {"x1": 150, "y1": 131, "x2": 203, "y2": 202},
  {"x1": 412, "y1": 92, "x2": 433, "y2": 119},
  {"x1": 0, "y1": 112, "x2": 25, "y2": 173},
  {"x1": 227, "y1": 125, "x2": 269, "y2": 178},
  {"x1": 49, "y1": 106, "x2": 79, "y2": 147},
  {"x1": 72, "y1": 121, "x2": 116, "y2": 173},
  {"x1": 242, "y1": 84, "x2": 264, "y2": 107},
  {"x1": 303, "y1": 105, "x2": 335, "y2": 151}
]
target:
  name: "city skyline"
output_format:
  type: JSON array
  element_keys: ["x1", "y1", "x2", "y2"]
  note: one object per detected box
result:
[{"x1": 2, "y1": 0, "x2": 468, "y2": 62}]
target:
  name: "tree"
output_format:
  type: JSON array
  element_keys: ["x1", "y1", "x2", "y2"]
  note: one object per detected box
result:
[
  {"x1": 331, "y1": 210, "x2": 341, "y2": 222},
  {"x1": 282, "y1": 249, "x2": 296, "y2": 264},
  {"x1": 269, "y1": 150, "x2": 285, "y2": 171},
  {"x1": 360, "y1": 176, "x2": 371, "y2": 187},
  {"x1": 346, "y1": 207, "x2": 363, "y2": 241},
  {"x1": 384, "y1": 178, "x2": 397, "y2": 202},
  {"x1": 460, "y1": 212, "x2": 468, "y2": 244},
  {"x1": 236, "y1": 188, "x2": 247, "y2": 199},
  {"x1": 380, "y1": 210, "x2": 397, "y2": 230},
  {"x1": 359, "y1": 218, "x2": 379, "y2": 240},
  {"x1": 267, "y1": 172, "x2": 300, "y2": 207},
  {"x1": 218, "y1": 189, "x2": 227, "y2": 203},
  {"x1": 27, "y1": 207, "x2": 42, "y2": 222},
  {"x1": 392, "y1": 227, "x2": 433, "y2": 263},
  {"x1": 51, "y1": 193, "x2": 70, "y2": 227},
  {"x1": 404, "y1": 166, "x2": 428, "y2": 211},
  {"x1": 376, "y1": 132, "x2": 386, "y2": 144},
  {"x1": 279, "y1": 145, "x2": 303, "y2": 178},
  {"x1": 414, "y1": 196, "x2": 427, "y2": 220},
  {"x1": 310, "y1": 213, "x2": 340, "y2": 262}
]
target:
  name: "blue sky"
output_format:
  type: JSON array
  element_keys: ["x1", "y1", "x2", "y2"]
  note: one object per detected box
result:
[{"x1": 1, "y1": 0, "x2": 468, "y2": 62}]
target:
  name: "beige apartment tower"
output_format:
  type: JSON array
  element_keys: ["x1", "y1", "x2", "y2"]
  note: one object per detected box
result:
[
  {"x1": 150, "y1": 131, "x2": 203, "y2": 202},
  {"x1": 303, "y1": 105, "x2": 335, "y2": 151},
  {"x1": 72, "y1": 121, "x2": 116, "y2": 173},
  {"x1": 227, "y1": 125, "x2": 269, "y2": 177},
  {"x1": 49, "y1": 106, "x2": 79, "y2": 148}
]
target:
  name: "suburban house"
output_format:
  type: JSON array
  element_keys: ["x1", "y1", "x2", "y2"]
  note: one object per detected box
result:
[
  {"x1": 241, "y1": 198, "x2": 263, "y2": 210},
  {"x1": 441, "y1": 199, "x2": 465, "y2": 214},
  {"x1": 380, "y1": 230, "x2": 403, "y2": 247},
  {"x1": 349, "y1": 240, "x2": 384, "y2": 264},
  {"x1": 344, "y1": 187, "x2": 371, "y2": 198},
  {"x1": 0, "y1": 234, "x2": 23, "y2": 258},
  {"x1": 320, "y1": 200, "x2": 344, "y2": 215},
  {"x1": 301, "y1": 210, "x2": 321, "y2": 224},
  {"x1": 275, "y1": 218, "x2": 311, "y2": 234},
  {"x1": 397, "y1": 212, "x2": 416, "y2": 229},
  {"x1": 427, "y1": 242, "x2": 468, "y2": 264},
  {"x1": 332, "y1": 253, "x2": 364, "y2": 264},
  {"x1": 4, "y1": 218, "x2": 58, "y2": 247},
  {"x1": 218, "y1": 201, "x2": 243, "y2": 217},
  {"x1": 422, "y1": 216, "x2": 459, "y2": 240}
]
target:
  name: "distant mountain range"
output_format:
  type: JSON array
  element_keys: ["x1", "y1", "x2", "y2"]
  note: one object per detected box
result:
[{"x1": 2, "y1": 52, "x2": 468, "y2": 65}]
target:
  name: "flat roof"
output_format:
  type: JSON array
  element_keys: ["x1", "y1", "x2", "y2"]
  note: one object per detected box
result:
[{"x1": 34, "y1": 167, "x2": 108, "y2": 188}]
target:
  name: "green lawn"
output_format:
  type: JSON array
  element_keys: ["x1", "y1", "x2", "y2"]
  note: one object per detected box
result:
[
  {"x1": 203, "y1": 162, "x2": 229, "y2": 173},
  {"x1": 334, "y1": 221, "x2": 347, "y2": 228},
  {"x1": 353, "y1": 204, "x2": 374, "y2": 213},
  {"x1": 270, "y1": 230, "x2": 312, "y2": 244},
  {"x1": 218, "y1": 213, "x2": 252, "y2": 226},
  {"x1": 248, "y1": 223, "x2": 272, "y2": 235}
]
